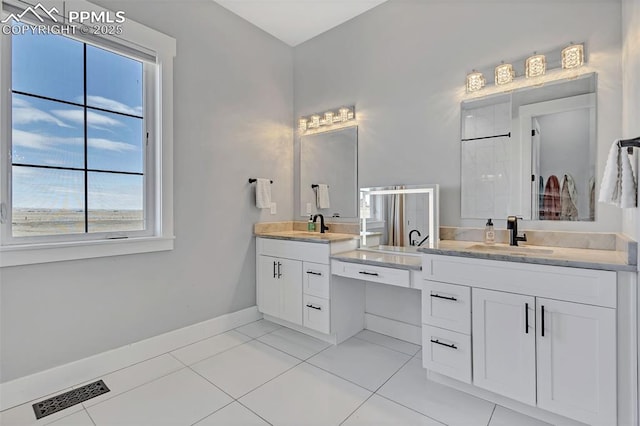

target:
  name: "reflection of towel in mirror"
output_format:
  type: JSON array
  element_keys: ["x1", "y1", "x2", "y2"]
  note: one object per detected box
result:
[
  {"x1": 599, "y1": 140, "x2": 637, "y2": 208},
  {"x1": 255, "y1": 178, "x2": 272, "y2": 208},
  {"x1": 316, "y1": 184, "x2": 330, "y2": 209},
  {"x1": 589, "y1": 177, "x2": 595, "y2": 220},
  {"x1": 538, "y1": 176, "x2": 544, "y2": 219},
  {"x1": 542, "y1": 175, "x2": 561, "y2": 220},
  {"x1": 560, "y1": 174, "x2": 578, "y2": 220}
]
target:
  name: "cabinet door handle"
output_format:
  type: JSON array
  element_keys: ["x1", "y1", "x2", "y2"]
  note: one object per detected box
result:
[
  {"x1": 359, "y1": 271, "x2": 379, "y2": 276},
  {"x1": 525, "y1": 303, "x2": 529, "y2": 334},
  {"x1": 430, "y1": 339, "x2": 457, "y2": 350},
  {"x1": 306, "y1": 271, "x2": 322, "y2": 276},
  {"x1": 541, "y1": 305, "x2": 545, "y2": 337},
  {"x1": 273, "y1": 261, "x2": 277, "y2": 278},
  {"x1": 430, "y1": 293, "x2": 457, "y2": 302},
  {"x1": 277, "y1": 262, "x2": 282, "y2": 278},
  {"x1": 306, "y1": 304, "x2": 322, "y2": 311}
]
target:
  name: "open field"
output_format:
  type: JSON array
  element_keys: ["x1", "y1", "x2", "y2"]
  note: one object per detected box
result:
[{"x1": 12, "y1": 209, "x2": 144, "y2": 236}]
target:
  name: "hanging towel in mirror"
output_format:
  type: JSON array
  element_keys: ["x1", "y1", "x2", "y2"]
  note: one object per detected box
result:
[
  {"x1": 599, "y1": 140, "x2": 637, "y2": 208},
  {"x1": 316, "y1": 184, "x2": 330, "y2": 209},
  {"x1": 560, "y1": 174, "x2": 578, "y2": 220},
  {"x1": 589, "y1": 177, "x2": 595, "y2": 220},
  {"x1": 255, "y1": 178, "x2": 272, "y2": 209},
  {"x1": 542, "y1": 175, "x2": 561, "y2": 220}
]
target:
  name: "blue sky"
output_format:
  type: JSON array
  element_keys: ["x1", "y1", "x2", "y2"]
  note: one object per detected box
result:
[{"x1": 12, "y1": 25, "x2": 144, "y2": 211}]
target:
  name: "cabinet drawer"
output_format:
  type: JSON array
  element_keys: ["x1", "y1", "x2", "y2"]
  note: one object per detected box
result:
[
  {"x1": 303, "y1": 294, "x2": 330, "y2": 334},
  {"x1": 422, "y1": 325, "x2": 471, "y2": 384},
  {"x1": 422, "y1": 281, "x2": 471, "y2": 334},
  {"x1": 257, "y1": 237, "x2": 329, "y2": 264},
  {"x1": 331, "y1": 260, "x2": 410, "y2": 288},
  {"x1": 422, "y1": 254, "x2": 617, "y2": 308},
  {"x1": 303, "y1": 262, "x2": 330, "y2": 298}
]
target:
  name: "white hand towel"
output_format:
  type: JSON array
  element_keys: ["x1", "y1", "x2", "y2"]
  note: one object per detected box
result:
[
  {"x1": 599, "y1": 140, "x2": 637, "y2": 208},
  {"x1": 255, "y1": 178, "x2": 272, "y2": 209},
  {"x1": 316, "y1": 184, "x2": 330, "y2": 209}
]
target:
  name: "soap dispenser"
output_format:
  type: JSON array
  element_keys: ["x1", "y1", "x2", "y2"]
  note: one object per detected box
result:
[
  {"x1": 307, "y1": 215, "x2": 316, "y2": 231},
  {"x1": 485, "y1": 218, "x2": 495, "y2": 244}
]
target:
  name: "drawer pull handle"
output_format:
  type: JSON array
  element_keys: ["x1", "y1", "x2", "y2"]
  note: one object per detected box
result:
[
  {"x1": 277, "y1": 262, "x2": 282, "y2": 279},
  {"x1": 273, "y1": 261, "x2": 277, "y2": 278},
  {"x1": 430, "y1": 293, "x2": 457, "y2": 302},
  {"x1": 306, "y1": 271, "x2": 322, "y2": 276},
  {"x1": 359, "y1": 271, "x2": 379, "y2": 276},
  {"x1": 541, "y1": 305, "x2": 545, "y2": 337},
  {"x1": 306, "y1": 304, "x2": 322, "y2": 311},
  {"x1": 525, "y1": 303, "x2": 529, "y2": 334},
  {"x1": 430, "y1": 339, "x2": 457, "y2": 350}
]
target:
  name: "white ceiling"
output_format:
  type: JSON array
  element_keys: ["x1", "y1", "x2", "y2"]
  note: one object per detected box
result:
[{"x1": 212, "y1": 0, "x2": 389, "y2": 46}]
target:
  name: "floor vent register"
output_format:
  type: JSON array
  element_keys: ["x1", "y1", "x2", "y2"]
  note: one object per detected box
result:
[{"x1": 32, "y1": 380, "x2": 110, "y2": 419}]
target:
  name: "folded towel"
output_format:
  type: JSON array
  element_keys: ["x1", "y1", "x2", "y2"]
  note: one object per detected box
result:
[
  {"x1": 316, "y1": 184, "x2": 330, "y2": 209},
  {"x1": 599, "y1": 140, "x2": 637, "y2": 208},
  {"x1": 255, "y1": 178, "x2": 272, "y2": 209},
  {"x1": 560, "y1": 174, "x2": 578, "y2": 220}
]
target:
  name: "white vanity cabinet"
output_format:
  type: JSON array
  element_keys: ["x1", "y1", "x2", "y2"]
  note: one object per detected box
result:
[
  {"x1": 257, "y1": 255, "x2": 303, "y2": 325},
  {"x1": 421, "y1": 254, "x2": 619, "y2": 426}
]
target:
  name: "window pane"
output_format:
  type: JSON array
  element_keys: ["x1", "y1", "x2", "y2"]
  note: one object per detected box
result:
[
  {"x1": 12, "y1": 24, "x2": 84, "y2": 103},
  {"x1": 12, "y1": 93, "x2": 85, "y2": 169},
  {"x1": 87, "y1": 110, "x2": 143, "y2": 173},
  {"x1": 12, "y1": 166, "x2": 84, "y2": 237},
  {"x1": 88, "y1": 172, "x2": 144, "y2": 233},
  {"x1": 86, "y1": 45, "x2": 143, "y2": 116}
]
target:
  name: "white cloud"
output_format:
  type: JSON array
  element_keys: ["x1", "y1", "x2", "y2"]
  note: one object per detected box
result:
[
  {"x1": 52, "y1": 109, "x2": 123, "y2": 129},
  {"x1": 13, "y1": 105, "x2": 72, "y2": 128},
  {"x1": 86, "y1": 96, "x2": 143, "y2": 116},
  {"x1": 13, "y1": 130, "x2": 136, "y2": 153}
]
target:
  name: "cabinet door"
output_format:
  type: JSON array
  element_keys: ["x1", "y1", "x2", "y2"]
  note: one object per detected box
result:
[
  {"x1": 257, "y1": 255, "x2": 281, "y2": 318},
  {"x1": 278, "y1": 258, "x2": 303, "y2": 325},
  {"x1": 472, "y1": 288, "x2": 536, "y2": 405},
  {"x1": 536, "y1": 298, "x2": 616, "y2": 425}
]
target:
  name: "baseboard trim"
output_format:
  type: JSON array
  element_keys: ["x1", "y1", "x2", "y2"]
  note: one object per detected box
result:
[
  {"x1": 0, "y1": 306, "x2": 261, "y2": 411},
  {"x1": 364, "y1": 313, "x2": 421, "y2": 345}
]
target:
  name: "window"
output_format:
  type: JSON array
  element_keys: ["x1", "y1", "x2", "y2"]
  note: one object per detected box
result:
[{"x1": 0, "y1": 0, "x2": 176, "y2": 266}]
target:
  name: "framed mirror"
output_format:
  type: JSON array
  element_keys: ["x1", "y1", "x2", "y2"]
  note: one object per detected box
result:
[
  {"x1": 359, "y1": 185, "x2": 439, "y2": 250},
  {"x1": 460, "y1": 72, "x2": 597, "y2": 221},
  {"x1": 300, "y1": 126, "x2": 358, "y2": 219}
]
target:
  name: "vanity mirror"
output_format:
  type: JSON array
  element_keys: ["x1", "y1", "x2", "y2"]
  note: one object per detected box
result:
[
  {"x1": 460, "y1": 72, "x2": 597, "y2": 221},
  {"x1": 359, "y1": 185, "x2": 439, "y2": 250},
  {"x1": 300, "y1": 126, "x2": 358, "y2": 219}
]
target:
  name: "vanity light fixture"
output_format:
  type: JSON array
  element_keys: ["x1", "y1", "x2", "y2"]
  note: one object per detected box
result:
[
  {"x1": 562, "y1": 43, "x2": 584, "y2": 69},
  {"x1": 299, "y1": 106, "x2": 356, "y2": 133},
  {"x1": 495, "y1": 62, "x2": 515, "y2": 85},
  {"x1": 466, "y1": 70, "x2": 485, "y2": 93},
  {"x1": 525, "y1": 53, "x2": 546, "y2": 78}
]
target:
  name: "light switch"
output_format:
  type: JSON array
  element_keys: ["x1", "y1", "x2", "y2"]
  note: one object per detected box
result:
[{"x1": 270, "y1": 202, "x2": 277, "y2": 215}]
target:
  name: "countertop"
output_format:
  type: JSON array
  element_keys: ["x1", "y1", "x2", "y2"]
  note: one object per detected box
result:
[
  {"x1": 255, "y1": 230, "x2": 359, "y2": 244},
  {"x1": 418, "y1": 240, "x2": 636, "y2": 272},
  {"x1": 331, "y1": 249, "x2": 422, "y2": 271}
]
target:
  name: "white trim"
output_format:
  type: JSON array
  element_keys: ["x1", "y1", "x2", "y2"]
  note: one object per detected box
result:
[
  {"x1": 0, "y1": 306, "x2": 261, "y2": 411},
  {"x1": 364, "y1": 313, "x2": 422, "y2": 345}
]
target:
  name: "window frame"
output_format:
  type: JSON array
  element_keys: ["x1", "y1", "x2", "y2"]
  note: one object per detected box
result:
[{"x1": 0, "y1": 0, "x2": 176, "y2": 267}]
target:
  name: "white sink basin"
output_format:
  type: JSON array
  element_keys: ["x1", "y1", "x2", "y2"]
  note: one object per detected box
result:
[{"x1": 467, "y1": 244, "x2": 554, "y2": 255}]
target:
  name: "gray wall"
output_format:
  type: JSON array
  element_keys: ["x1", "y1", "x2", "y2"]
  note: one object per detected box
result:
[
  {"x1": 294, "y1": 0, "x2": 622, "y2": 233},
  {"x1": 622, "y1": 0, "x2": 640, "y2": 243},
  {"x1": 0, "y1": 0, "x2": 293, "y2": 382}
]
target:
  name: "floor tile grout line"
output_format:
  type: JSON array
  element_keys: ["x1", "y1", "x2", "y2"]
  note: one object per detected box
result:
[
  {"x1": 235, "y1": 400, "x2": 275, "y2": 426},
  {"x1": 185, "y1": 365, "x2": 238, "y2": 402},
  {"x1": 300, "y1": 359, "x2": 379, "y2": 394},
  {"x1": 351, "y1": 334, "x2": 421, "y2": 357},
  {"x1": 170, "y1": 338, "x2": 253, "y2": 368},
  {"x1": 486, "y1": 404, "x2": 497, "y2": 426},
  {"x1": 187, "y1": 400, "x2": 236, "y2": 426},
  {"x1": 234, "y1": 358, "x2": 305, "y2": 400},
  {"x1": 372, "y1": 393, "x2": 448, "y2": 426},
  {"x1": 254, "y1": 336, "x2": 331, "y2": 362},
  {"x1": 338, "y1": 392, "x2": 376, "y2": 426},
  {"x1": 37, "y1": 404, "x2": 88, "y2": 426},
  {"x1": 83, "y1": 407, "x2": 97, "y2": 426}
]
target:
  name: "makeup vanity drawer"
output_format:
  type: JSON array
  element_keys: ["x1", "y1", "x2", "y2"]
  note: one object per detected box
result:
[
  {"x1": 303, "y1": 262, "x2": 330, "y2": 298},
  {"x1": 331, "y1": 260, "x2": 411, "y2": 288},
  {"x1": 422, "y1": 281, "x2": 471, "y2": 334},
  {"x1": 422, "y1": 325, "x2": 472, "y2": 384}
]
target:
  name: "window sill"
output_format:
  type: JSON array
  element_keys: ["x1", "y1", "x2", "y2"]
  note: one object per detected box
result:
[{"x1": 0, "y1": 236, "x2": 174, "y2": 267}]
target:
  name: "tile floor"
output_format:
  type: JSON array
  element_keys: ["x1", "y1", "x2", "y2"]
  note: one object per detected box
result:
[{"x1": 0, "y1": 320, "x2": 553, "y2": 426}]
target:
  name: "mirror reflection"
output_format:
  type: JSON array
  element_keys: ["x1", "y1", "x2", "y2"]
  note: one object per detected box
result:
[
  {"x1": 460, "y1": 72, "x2": 597, "y2": 221},
  {"x1": 359, "y1": 185, "x2": 439, "y2": 250},
  {"x1": 300, "y1": 126, "x2": 358, "y2": 218}
]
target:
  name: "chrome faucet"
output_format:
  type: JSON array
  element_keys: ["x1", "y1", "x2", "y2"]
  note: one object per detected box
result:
[
  {"x1": 409, "y1": 229, "x2": 421, "y2": 246},
  {"x1": 313, "y1": 214, "x2": 329, "y2": 233},
  {"x1": 507, "y1": 216, "x2": 527, "y2": 246}
]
